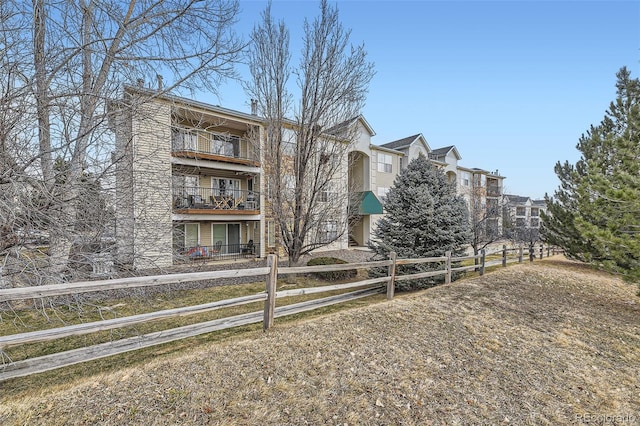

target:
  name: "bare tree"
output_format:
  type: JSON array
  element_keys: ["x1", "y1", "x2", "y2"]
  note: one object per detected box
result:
[
  {"x1": 467, "y1": 182, "x2": 503, "y2": 261},
  {"x1": 0, "y1": 0, "x2": 243, "y2": 284},
  {"x1": 246, "y1": 0, "x2": 374, "y2": 265}
]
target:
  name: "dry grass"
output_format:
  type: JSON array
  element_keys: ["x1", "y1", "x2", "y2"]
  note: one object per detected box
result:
[{"x1": 1, "y1": 257, "x2": 639, "y2": 425}]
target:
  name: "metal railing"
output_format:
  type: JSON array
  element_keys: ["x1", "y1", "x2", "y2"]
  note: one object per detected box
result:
[
  {"x1": 173, "y1": 187, "x2": 260, "y2": 211},
  {"x1": 171, "y1": 129, "x2": 260, "y2": 163},
  {"x1": 486, "y1": 186, "x2": 501, "y2": 197},
  {"x1": 180, "y1": 242, "x2": 260, "y2": 261}
]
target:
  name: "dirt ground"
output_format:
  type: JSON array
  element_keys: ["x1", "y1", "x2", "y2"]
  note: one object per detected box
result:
[{"x1": 1, "y1": 257, "x2": 638, "y2": 425}]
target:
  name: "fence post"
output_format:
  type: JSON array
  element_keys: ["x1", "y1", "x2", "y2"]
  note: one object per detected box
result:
[
  {"x1": 547, "y1": 246, "x2": 550, "y2": 257},
  {"x1": 387, "y1": 251, "x2": 397, "y2": 300},
  {"x1": 479, "y1": 249, "x2": 485, "y2": 276},
  {"x1": 539, "y1": 243, "x2": 543, "y2": 260},
  {"x1": 502, "y1": 245, "x2": 507, "y2": 267},
  {"x1": 518, "y1": 245, "x2": 523, "y2": 263},
  {"x1": 529, "y1": 245, "x2": 534, "y2": 262},
  {"x1": 263, "y1": 254, "x2": 278, "y2": 331},
  {"x1": 445, "y1": 250, "x2": 452, "y2": 284}
]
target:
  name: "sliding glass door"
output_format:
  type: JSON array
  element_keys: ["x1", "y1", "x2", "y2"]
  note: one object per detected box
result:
[{"x1": 212, "y1": 223, "x2": 241, "y2": 254}]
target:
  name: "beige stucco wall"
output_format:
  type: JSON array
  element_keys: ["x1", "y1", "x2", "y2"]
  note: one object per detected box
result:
[
  {"x1": 408, "y1": 142, "x2": 429, "y2": 160},
  {"x1": 372, "y1": 149, "x2": 400, "y2": 190}
]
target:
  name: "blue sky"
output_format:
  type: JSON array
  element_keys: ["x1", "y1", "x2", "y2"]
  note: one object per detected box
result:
[{"x1": 208, "y1": 0, "x2": 640, "y2": 199}]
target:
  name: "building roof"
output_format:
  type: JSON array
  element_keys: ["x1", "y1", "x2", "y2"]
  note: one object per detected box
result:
[
  {"x1": 370, "y1": 144, "x2": 404, "y2": 155},
  {"x1": 429, "y1": 145, "x2": 462, "y2": 161},
  {"x1": 429, "y1": 145, "x2": 454, "y2": 156},
  {"x1": 380, "y1": 134, "x2": 422, "y2": 150},
  {"x1": 123, "y1": 85, "x2": 263, "y2": 124},
  {"x1": 504, "y1": 194, "x2": 531, "y2": 204},
  {"x1": 324, "y1": 115, "x2": 376, "y2": 138}
]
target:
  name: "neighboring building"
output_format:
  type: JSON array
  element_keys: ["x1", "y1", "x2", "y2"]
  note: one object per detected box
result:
[
  {"x1": 456, "y1": 167, "x2": 505, "y2": 236},
  {"x1": 503, "y1": 194, "x2": 547, "y2": 236},
  {"x1": 381, "y1": 137, "x2": 506, "y2": 237},
  {"x1": 110, "y1": 87, "x2": 264, "y2": 269}
]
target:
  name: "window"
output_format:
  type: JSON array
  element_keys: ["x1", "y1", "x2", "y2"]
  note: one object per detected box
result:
[
  {"x1": 319, "y1": 220, "x2": 338, "y2": 243},
  {"x1": 516, "y1": 207, "x2": 526, "y2": 216},
  {"x1": 211, "y1": 134, "x2": 239, "y2": 157},
  {"x1": 461, "y1": 171, "x2": 470, "y2": 186},
  {"x1": 531, "y1": 208, "x2": 539, "y2": 217},
  {"x1": 320, "y1": 182, "x2": 336, "y2": 202},
  {"x1": 212, "y1": 178, "x2": 240, "y2": 198},
  {"x1": 173, "y1": 223, "x2": 199, "y2": 252},
  {"x1": 265, "y1": 175, "x2": 274, "y2": 201},
  {"x1": 531, "y1": 218, "x2": 540, "y2": 227},
  {"x1": 172, "y1": 175, "x2": 199, "y2": 207},
  {"x1": 377, "y1": 187, "x2": 389, "y2": 200},
  {"x1": 282, "y1": 128, "x2": 297, "y2": 156},
  {"x1": 377, "y1": 153, "x2": 392, "y2": 173},
  {"x1": 399, "y1": 157, "x2": 404, "y2": 170},
  {"x1": 172, "y1": 128, "x2": 198, "y2": 151},
  {"x1": 212, "y1": 223, "x2": 241, "y2": 254},
  {"x1": 516, "y1": 218, "x2": 526, "y2": 227},
  {"x1": 282, "y1": 174, "x2": 295, "y2": 200},
  {"x1": 267, "y1": 220, "x2": 276, "y2": 247}
]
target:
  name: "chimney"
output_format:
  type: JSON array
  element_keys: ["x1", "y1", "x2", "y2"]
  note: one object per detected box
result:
[
  {"x1": 156, "y1": 74, "x2": 163, "y2": 91},
  {"x1": 251, "y1": 99, "x2": 258, "y2": 115}
]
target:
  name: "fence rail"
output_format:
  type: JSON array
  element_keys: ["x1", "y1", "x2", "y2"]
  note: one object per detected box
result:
[{"x1": 0, "y1": 244, "x2": 561, "y2": 381}]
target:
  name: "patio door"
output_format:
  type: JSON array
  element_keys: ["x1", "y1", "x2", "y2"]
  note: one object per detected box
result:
[
  {"x1": 173, "y1": 223, "x2": 199, "y2": 252},
  {"x1": 172, "y1": 175, "x2": 199, "y2": 207},
  {"x1": 212, "y1": 223, "x2": 241, "y2": 254},
  {"x1": 172, "y1": 128, "x2": 198, "y2": 151},
  {"x1": 212, "y1": 178, "x2": 240, "y2": 197}
]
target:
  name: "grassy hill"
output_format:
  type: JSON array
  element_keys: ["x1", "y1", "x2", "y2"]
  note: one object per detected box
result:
[{"x1": 1, "y1": 257, "x2": 638, "y2": 425}]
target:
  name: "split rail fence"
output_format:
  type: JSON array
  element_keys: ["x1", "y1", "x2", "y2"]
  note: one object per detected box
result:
[{"x1": 0, "y1": 244, "x2": 559, "y2": 381}]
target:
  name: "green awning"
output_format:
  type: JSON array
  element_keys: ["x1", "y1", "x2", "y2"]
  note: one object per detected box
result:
[{"x1": 355, "y1": 191, "x2": 383, "y2": 215}]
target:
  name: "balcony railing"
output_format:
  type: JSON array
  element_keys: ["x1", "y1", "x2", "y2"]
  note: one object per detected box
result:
[
  {"x1": 179, "y1": 242, "x2": 260, "y2": 261},
  {"x1": 173, "y1": 187, "x2": 260, "y2": 211},
  {"x1": 171, "y1": 128, "x2": 259, "y2": 164},
  {"x1": 487, "y1": 186, "x2": 501, "y2": 197}
]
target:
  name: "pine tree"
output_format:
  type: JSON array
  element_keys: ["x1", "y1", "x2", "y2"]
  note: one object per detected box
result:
[
  {"x1": 370, "y1": 155, "x2": 471, "y2": 290},
  {"x1": 542, "y1": 67, "x2": 640, "y2": 284}
]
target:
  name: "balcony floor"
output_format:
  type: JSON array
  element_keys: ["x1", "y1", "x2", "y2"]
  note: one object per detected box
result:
[
  {"x1": 172, "y1": 151, "x2": 259, "y2": 167},
  {"x1": 174, "y1": 208, "x2": 260, "y2": 215}
]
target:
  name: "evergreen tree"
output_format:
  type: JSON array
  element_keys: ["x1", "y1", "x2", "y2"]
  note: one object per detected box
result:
[
  {"x1": 370, "y1": 155, "x2": 471, "y2": 290},
  {"x1": 542, "y1": 67, "x2": 640, "y2": 285}
]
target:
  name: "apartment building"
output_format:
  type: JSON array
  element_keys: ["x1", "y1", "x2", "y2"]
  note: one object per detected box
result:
[
  {"x1": 110, "y1": 87, "x2": 264, "y2": 269},
  {"x1": 503, "y1": 194, "x2": 547, "y2": 230},
  {"x1": 381, "y1": 137, "x2": 506, "y2": 236},
  {"x1": 110, "y1": 86, "x2": 508, "y2": 269}
]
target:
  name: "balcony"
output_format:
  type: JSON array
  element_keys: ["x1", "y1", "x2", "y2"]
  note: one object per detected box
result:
[
  {"x1": 173, "y1": 187, "x2": 260, "y2": 213},
  {"x1": 171, "y1": 128, "x2": 259, "y2": 166},
  {"x1": 486, "y1": 185, "x2": 501, "y2": 197}
]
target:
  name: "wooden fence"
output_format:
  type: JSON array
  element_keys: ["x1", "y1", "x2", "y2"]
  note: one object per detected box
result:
[{"x1": 0, "y1": 244, "x2": 559, "y2": 381}]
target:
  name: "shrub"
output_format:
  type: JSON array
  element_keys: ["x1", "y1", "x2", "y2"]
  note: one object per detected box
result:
[{"x1": 307, "y1": 257, "x2": 357, "y2": 281}]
